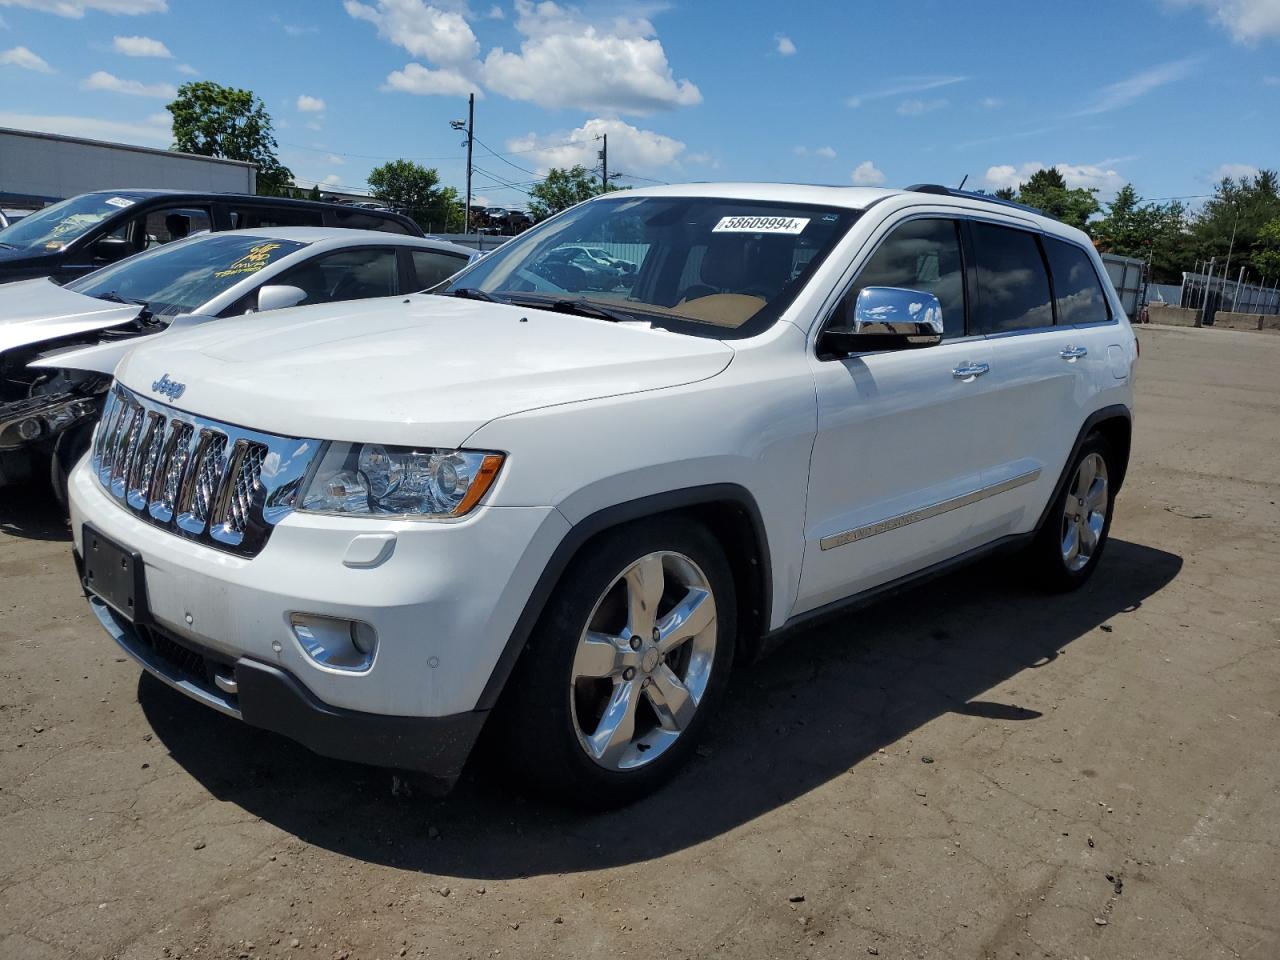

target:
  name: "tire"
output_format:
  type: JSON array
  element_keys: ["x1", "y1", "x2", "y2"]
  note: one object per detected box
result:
[
  {"x1": 50, "y1": 420, "x2": 95, "y2": 515},
  {"x1": 496, "y1": 517, "x2": 736, "y2": 807},
  {"x1": 1027, "y1": 433, "x2": 1116, "y2": 591}
]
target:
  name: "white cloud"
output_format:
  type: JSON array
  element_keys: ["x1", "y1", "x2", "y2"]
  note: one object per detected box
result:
[
  {"x1": 344, "y1": 0, "x2": 480, "y2": 65},
  {"x1": 81, "y1": 70, "x2": 175, "y2": 97},
  {"x1": 112, "y1": 34, "x2": 170, "y2": 57},
  {"x1": 0, "y1": 0, "x2": 166, "y2": 16},
  {"x1": 485, "y1": 4, "x2": 503, "y2": 18},
  {"x1": 0, "y1": 44, "x2": 51, "y2": 71},
  {"x1": 1212, "y1": 162, "x2": 1261, "y2": 181},
  {"x1": 383, "y1": 61, "x2": 477, "y2": 96},
  {"x1": 978, "y1": 96, "x2": 1004, "y2": 108},
  {"x1": 685, "y1": 151, "x2": 719, "y2": 168},
  {"x1": 482, "y1": 1, "x2": 700, "y2": 114},
  {"x1": 1264, "y1": 74, "x2": 1280, "y2": 85},
  {"x1": 326, "y1": 153, "x2": 346, "y2": 166},
  {"x1": 296, "y1": 94, "x2": 326, "y2": 112},
  {"x1": 272, "y1": 15, "x2": 319, "y2": 36},
  {"x1": 776, "y1": 34, "x2": 796, "y2": 56},
  {"x1": 347, "y1": 0, "x2": 699, "y2": 114},
  {"x1": 1074, "y1": 57, "x2": 1198, "y2": 115},
  {"x1": 983, "y1": 161, "x2": 1126, "y2": 195},
  {"x1": 305, "y1": 119, "x2": 323, "y2": 131},
  {"x1": 505, "y1": 117, "x2": 685, "y2": 175},
  {"x1": 1169, "y1": 0, "x2": 1280, "y2": 43},
  {"x1": 897, "y1": 97, "x2": 947, "y2": 115},
  {"x1": 848, "y1": 75, "x2": 965, "y2": 108},
  {"x1": 175, "y1": 62, "x2": 197, "y2": 74},
  {"x1": 323, "y1": 174, "x2": 342, "y2": 186},
  {"x1": 0, "y1": 109, "x2": 169, "y2": 144},
  {"x1": 793, "y1": 145, "x2": 836, "y2": 159},
  {"x1": 850, "y1": 161, "x2": 886, "y2": 186}
]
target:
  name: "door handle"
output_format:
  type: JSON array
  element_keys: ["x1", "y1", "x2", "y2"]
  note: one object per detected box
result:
[
  {"x1": 952, "y1": 362, "x2": 989, "y2": 380},
  {"x1": 1060, "y1": 345, "x2": 1088, "y2": 360}
]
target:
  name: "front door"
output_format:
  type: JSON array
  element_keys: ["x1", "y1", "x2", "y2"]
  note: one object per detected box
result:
[{"x1": 795, "y1": 216, "x2": 993, "y2": 616}]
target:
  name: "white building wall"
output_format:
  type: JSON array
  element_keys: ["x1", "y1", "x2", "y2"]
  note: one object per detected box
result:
[{"x1": 0, "y1": 127, "x2": 255, "y2": 202}]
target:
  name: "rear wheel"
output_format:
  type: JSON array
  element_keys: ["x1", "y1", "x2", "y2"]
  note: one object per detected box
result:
[
  {"x1": 1028, "y1": 433, "x2": 1115, "y2": 591},
  {"x1": 498, "y1": 519, "x2": 735, "y2": 806}
]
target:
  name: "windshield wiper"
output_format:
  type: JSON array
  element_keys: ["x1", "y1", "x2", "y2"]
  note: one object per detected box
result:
[
  {"x1": 505, "y1": 294, "x2": 638, "y2": 324},
  {"x1": 96, "y1": 290, "x2": 148, "y2": 307},
  {"x1": 447, "y1": 287, "x2": 507, "y2": 303}
]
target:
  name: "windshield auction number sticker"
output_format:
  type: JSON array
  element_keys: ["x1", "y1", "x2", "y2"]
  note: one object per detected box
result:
[{"x1": 712, "y1": 216, "x2": 810, "y2": 234}]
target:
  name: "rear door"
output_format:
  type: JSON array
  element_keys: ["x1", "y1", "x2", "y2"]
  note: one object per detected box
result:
[
  {"x1": 965, "y1": 223, "x2": 1109, "y2": 543},
  {"x1": 796, "y1": 215, "x2": 993, "y2": 614}
]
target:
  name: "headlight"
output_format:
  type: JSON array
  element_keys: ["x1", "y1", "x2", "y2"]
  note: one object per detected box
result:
[{"x1": 298, "y1": 442, "x2": 504, "y2": 519}]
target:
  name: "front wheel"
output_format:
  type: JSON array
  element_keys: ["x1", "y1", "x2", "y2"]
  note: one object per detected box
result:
[
  {"x1": 1027, "y1": 433, "x2": 1115, "y2": 591},
  {"x1": 497, "y1": 519, "x2": 736, "y2": 807}
]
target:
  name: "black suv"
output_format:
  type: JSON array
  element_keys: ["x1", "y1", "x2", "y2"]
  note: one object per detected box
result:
[{"x1": 0, "y1": 190, "x2": 423, "y2": 284}]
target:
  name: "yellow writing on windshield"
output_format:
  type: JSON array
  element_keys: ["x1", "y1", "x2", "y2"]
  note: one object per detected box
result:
[{"x1": 214, "y1": 242, "x2": 283, "y2": 278}]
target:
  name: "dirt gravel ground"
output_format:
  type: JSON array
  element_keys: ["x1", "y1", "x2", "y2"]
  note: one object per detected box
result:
[{"x1": 2, "y1": 324, "x2": 1278, "y2": 960}]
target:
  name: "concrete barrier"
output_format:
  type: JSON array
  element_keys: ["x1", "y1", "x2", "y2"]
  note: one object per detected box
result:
[
  {"x1": 1213, "y1": 312, "x2": 1267, "y2": 331},
  {"x1": 1147, "y1": 304, "x2": 1201, "y2": 327}
]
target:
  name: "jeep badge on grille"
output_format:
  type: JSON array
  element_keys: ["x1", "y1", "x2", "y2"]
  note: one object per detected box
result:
[{"x1": 151, "y1": 374, "x2": 186, "y2": 401}]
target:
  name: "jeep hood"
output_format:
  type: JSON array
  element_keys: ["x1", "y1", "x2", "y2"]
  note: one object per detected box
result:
[
  {"x1": 0, "y1": 277, "x2": 142, "y2": 355},
  {"x1": 115, "y1": 295, "x2": 735, "y2": 447}
]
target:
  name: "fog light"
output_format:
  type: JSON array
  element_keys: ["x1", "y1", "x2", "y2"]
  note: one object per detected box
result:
[
  {"x1": 17, "y1": 417, "x2": 43, "y2": 441},
  {"x1": 290, "y1": 613, "x2": 378, "y2": 672},
  {"x1": 350, "y1": 620, "x2": 377, "y2": 655}
]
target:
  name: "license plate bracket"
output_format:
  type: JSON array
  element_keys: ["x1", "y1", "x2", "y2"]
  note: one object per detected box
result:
[{"x1": 82, "y1": 524, "x2": 149, "y2": 625}]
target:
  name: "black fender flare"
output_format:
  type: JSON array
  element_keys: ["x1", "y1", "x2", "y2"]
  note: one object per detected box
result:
[
  {"x1": 474, "y1": 483, "x2": 772, "y2": 711},
  {"x1": 1033, "y1": 403, "x2": 1132, "y2": 535}
]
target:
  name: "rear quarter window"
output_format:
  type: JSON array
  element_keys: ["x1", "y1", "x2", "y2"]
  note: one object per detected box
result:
[{"x1": 1044, "y1": 237, "x2": 1111, "y2": 325}]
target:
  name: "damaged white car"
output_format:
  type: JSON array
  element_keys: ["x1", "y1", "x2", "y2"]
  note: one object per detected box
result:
[{"x1": 0, "y1": 227, "x2": 473, "y2": 500}]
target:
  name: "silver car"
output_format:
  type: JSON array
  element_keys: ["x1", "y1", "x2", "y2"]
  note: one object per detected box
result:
[{"x1": 0, "y1": 227, "x2": 475, "y2": 500}]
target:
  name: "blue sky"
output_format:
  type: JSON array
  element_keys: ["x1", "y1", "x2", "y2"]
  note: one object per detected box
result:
[{"x1": 1, "y1": 0, "x2": 1277, "y2": 212}]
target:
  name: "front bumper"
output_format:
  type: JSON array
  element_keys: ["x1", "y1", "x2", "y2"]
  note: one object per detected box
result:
[
  {"x1": 86, "y1": 593, "x2": 486, "y2": 786},
  {"x1": 67, "y1": 453, "x2": 570, "y2": 752}
]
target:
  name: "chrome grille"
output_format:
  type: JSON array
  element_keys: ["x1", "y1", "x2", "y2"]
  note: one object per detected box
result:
[{"x1": 90, "y1": 383, "x2": 318, "y2": 557}]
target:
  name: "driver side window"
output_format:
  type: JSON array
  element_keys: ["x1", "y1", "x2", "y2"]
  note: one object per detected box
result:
[{"x1": 837, "y1": 218, "x2": 967, "y2": 338}]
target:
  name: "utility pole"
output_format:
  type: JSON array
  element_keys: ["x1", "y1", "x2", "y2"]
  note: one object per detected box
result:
[
  {"x1": 465, "y1": 93, "x2": 474, "y2": 235},
  {"x1": 599, "y1": 134, "x2": 608, "y2": 193},
  {"x1": 450, "y1": 93, "x2": 476, "y2": 236}
]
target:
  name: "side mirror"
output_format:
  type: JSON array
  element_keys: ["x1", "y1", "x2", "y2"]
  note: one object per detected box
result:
[
  {"x1": 819, "y1": 286, "x2": 944, "y2": 355},
  {"x1": 93, "y1": 236, "x2": 133, "y2": 263},
  {"x1": 255, "y1": 284, "x2": 308, "y2": 312}
]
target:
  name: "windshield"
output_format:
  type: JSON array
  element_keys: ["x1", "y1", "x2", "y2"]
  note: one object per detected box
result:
[
  {"x1": 442, "y1": 195, "x2": 860, "y2": 338},
  {"x1": 0, "y1": 192, "x2": 141, "y2": 252},
  {"x1": 66, "y1": 233, "x2": 307, "y2": 318}
]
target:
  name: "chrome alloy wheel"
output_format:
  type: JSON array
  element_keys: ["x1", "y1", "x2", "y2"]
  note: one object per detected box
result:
[
  {"x1": 569, "y1": 551, "x2": 718, "y2": 771},
  {"x1": 1061, "y1": 452, "x2": 1109, "y2": 572}
]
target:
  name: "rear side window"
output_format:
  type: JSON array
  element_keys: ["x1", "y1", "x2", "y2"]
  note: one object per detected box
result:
[
  {"x1": 229, "y1": 205, "x2": 324, "y2": 229},
  {"x1": 839, "y1": 217, "x2": 967, "y2": 337},
  {"x1": 411, "y1": 249, "x2": 469, "y2": 289},
  {"x1": 333, "y1": 208, "x2": 414, "y2": 235},
  {"x1": 1044, "y1": 237, "x2": 1111, "y2": 325},
  {"x1": 970, "y1": 223, "x2": 1054, "y2": 334}
]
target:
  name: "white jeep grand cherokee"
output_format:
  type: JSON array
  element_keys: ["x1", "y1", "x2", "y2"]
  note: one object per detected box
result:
[{"x1": 70, "y1": 183, "x2": 1136, "y2": 805}]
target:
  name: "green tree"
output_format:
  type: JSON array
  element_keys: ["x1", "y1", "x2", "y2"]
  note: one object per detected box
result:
[
  {"x1": 993, "y1": 186, "x2": 1017, "y2": 201},
  {"x1": 307, "y1": 184, "x2": 322, "y2": 202},
  {"x1": 528, "y1": 165, "x2": 606, "y2": 221},
  {"x1": 1255, "y1": 216, "x2": 1280, "y2": 281},
  {"x1": 366, "y1": 159, "x2": 462, "y2": 231},
  {"x1": 166, "y1": 81, "x2": 293, "y2": 195},
  {"x1": 1189, "y1": 170, "x2": 1280, "y2": 279},
  {"x1": 1091, "y1": 183, "x2": 1191, "y2": 283},
  {"x1": 1015, "y1": 168, "x2": 1100, "y2": 230}
]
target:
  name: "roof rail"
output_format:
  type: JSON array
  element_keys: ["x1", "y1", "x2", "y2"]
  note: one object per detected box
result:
[{"x1": 904, "y1": 183, "x2": 1053, "y2": 220}]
